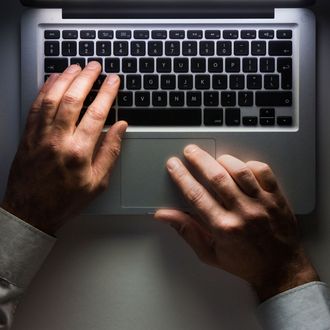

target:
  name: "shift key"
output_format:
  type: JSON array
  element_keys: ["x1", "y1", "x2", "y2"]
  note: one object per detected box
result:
[{"x1": 256, "y1": 92, "x2": 292, "y2": 107}]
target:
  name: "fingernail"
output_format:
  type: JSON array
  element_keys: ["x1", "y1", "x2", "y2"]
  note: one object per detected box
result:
[
  {"x1": 167, "y1": 157, "x2": 180, "y2": 171},
  {"x1": 184, "y1": 144, "x2": 198, "y2": 154},
  {"x1": 88, "y1": 61, "x2": 101, "y2": 69},
  {"x1": 66, "y1": 64, "x2": 81, "y2": 73},
  {"x1": 107, "y1": 74, "x2": 119, "y2": 86}
]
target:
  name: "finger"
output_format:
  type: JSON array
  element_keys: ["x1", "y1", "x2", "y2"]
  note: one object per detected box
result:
[
  {"x1": 53, "y1": 61, "x2": 101, "y2": 132},
  {"x1": 25, "y1": 73, "x2": 60, "y2": 133},
  {"x1": 166, "y1": 156, "x2": 226, "y2": 230},
  {"x1": 75, "y1": 74, "x2": 120, "y2": 145},
  {"x1": 40, "y1": 64, "x2": 82, "y2": 125},
  {"x1": 217, "y1": 154, "x2": 262, "y2": 197},
  {"x1": 154, "y1": 209, "x2": 217, "y2": 266},
  {"x1": 183, "y1": 145, "x2": 245, "y2": 209},
  {"x1": 246, "y1": 161, "x2": 279, "y2": 193},
  {"x1": 92, "y1": 120, "x2": 128, "y2": 183}
]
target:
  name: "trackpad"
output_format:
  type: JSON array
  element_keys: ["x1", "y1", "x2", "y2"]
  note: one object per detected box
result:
[{"x1": 120, "y1": 139, "x2": 216, "y2": 209}]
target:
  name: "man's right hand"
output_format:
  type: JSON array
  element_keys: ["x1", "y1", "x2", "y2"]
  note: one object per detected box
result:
[{"x1": 1, "y1": 62, "x2": 127, "y2": 235}]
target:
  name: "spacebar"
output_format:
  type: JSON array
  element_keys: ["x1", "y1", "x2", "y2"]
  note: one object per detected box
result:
[{"x1": 118, "y1": 108, "x2": 202, "y2": 126}]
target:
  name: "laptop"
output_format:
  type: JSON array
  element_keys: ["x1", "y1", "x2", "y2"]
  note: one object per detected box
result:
[{"x1": 20, "y1": 0, "x2": 316, "y2": 215}]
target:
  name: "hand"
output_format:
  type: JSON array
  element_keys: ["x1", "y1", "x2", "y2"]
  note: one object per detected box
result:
[
  {"x1": 155, "y1": 145, "x2": 319, "y2": 301},
  {"x1": 1, "y1": 62, "x2": 127, "y2": 235}
]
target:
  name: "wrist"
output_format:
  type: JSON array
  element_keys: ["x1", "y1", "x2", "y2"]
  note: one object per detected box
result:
[{"x1": 253, "y1": 248, "x2": 320, "y2": 302}]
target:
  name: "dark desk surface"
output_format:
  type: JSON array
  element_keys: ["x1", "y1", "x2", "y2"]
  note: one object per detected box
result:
[{"x1": 0, "y1": 1, "x2": 329, "y2": 329}]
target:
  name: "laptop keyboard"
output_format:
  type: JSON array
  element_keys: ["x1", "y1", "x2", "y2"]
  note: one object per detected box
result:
[{"x1": 43, "y1": 26, "x2": 294, "y2": 128}]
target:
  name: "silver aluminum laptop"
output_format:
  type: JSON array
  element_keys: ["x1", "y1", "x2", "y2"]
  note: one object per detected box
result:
[{"x1": 20, "y1": 0, "x2": 316, "y2": 215}]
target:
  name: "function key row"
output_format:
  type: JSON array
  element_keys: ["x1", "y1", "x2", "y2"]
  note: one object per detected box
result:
[{"x1": 45, "y1": 29, "x2": 293, "y2": 40}]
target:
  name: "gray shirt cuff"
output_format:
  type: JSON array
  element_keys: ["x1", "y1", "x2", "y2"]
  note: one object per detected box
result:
[
  {"x1": 0, "y1": 208, "x2": 56, "y2": 288},
  {"x1": 257, "y1": 281, "x2": 330, "y2": 330}
]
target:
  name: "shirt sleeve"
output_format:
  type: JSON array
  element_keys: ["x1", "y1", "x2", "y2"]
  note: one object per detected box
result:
[
  {"x1": 0, "y1": 207, "x2": 56, "y2": 329},
  {"x1": 257, "y1": 281, "x2": 330, "y2": 330}
]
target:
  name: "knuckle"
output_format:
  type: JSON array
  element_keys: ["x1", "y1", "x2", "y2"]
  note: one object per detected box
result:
[
  {"x1": 107, "y1": 144, "x2": 121, "y2": 160},
  {"x1": 87, "y1": 105, "x2": 106, "y2": 122},
  {"x1": 210, "y1": 171, "x2": 228, "y2": 187},
  {"x1": 217, "y1": 218, "x2": 245, "y2": 235},
  {"x1": 186, "y1": 185, "x2": 205, "y2": 206},
  {"x1": 66, "y1": 144, "x2": 88, "y2": 166},
  {"x1": 233, "y1": 166, "x2": 251, "y2": 181},
  {"x1": 42, "y1": 95, "x2": 57, "y2": 110},
  {"x1": 62, "y1": 93, "x2": 82, "y2": 106}
]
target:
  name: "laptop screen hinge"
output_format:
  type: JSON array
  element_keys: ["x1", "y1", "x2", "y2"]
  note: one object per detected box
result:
[{"x1": 63, "y1": 6, "x2": 275, "y2": 19}]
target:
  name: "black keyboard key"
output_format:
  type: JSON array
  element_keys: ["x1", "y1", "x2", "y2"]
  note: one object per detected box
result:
[
  {"x1": 96, "y1": 41, "x2": 111, "y2": 56},
  {"x1": 84, "y1": 91, "x2": 97, "y2": 107},
  {"x1": 264, "y1": 75, "x2": 280, "y2": 90},
  {"x1": 134, "y1": 30, "x2": 149, "y2": 39},
  {"x1": 45, "y1": 41, "x2": 59, "y2": 56},
  {"x1": 230, "y1": 75, "x2": 245, "y2": 90},
  {"x1": 243, "y1": 58, "x2": 258, "y2": 73},
  {"x1": 122, "y1": 58, "x2": 137, "y2": 73},
  {"x1": 70, "y1": 58, "x2": 85, "y2": 68},
  {"x1": 226, "y1": 58, "x2": 240, "y2": 73},
  {"x1": 205, "y1": 30, "x2": 221, "y2": 39},
  {"x1": 114, "y1": 41, "x2": 128, "y2": 56},
  {"x1": 45, "y1": 58, "x2": 68, "y2": 73},
  {"x1": 62, "y1": 42, "x2": 77, "y2": 56},
  {"x1": 139, "y1": 58, "x2": 154, "y2": 73},
  {"x1": 165, "y1": 41, "x2": 180, "y2": 56},
  {"x1": 63, "y1": 30, "x2": 78, "y2": 39},
  {"x1": 93, "y1": 75, "x2": 107, "y2": 90},
  {"x1": 118, "y1": 92, "x2": 133, "y2": 106},
  {"x1": 148, "y1": 41, "x2": 163, "y2": 56},
  {"x1": 222, "y1": 92, "x2": 236, "y2": 107},
  {"x1": 204, "y1": 92, "x2": 219, "y2": 106},
  {"x1": 260, "y1": 118, "x2": 275, "y2": 126},
  {"x1": 277, "y1": 30, "x2": 292, "y2": 39},
  {"x1": 243, "y1": 117, "x2": 258, "y2": 126},
  {"x1": 234, "y1": 41, "x2": 249, "y2": 56},
  {"x1": 79, "y1": 41, "x2": 94, "y2": 56},
  {"x1": 80, "y1": 30, "x2": 96, "y2": 39},
  {"x1": 170, "y1": 30, "x2": 185, "y2": 39},
  {"x1": 277, "y1": 116, "x2": 293, "y2": 126},
  {"x1": 251, "y1": 41, "x2": 266, "y2": 56},
  {"x1": 152, "y1": 30, "x2": 167, "y2": 39},
  {"x1": 278, "y1": 58, "x2": 293, "y2": 90},
  {"x1": 191, "y1": 58, "x2": 206, "y2": 72},
  {"x1": 247, "y1": 75, "x2": 262, "y2": 89},
  {"x1": 135, "y1": 92, "x2": 150, "y2": 106},
  {"x1": 208, "y1": 58, "x2": 223, "y2": 73},
  {"x1": 241, "y1": 30, "x2": 256, "y2": 39},
  {"x1": 106, "y1": 108, "x2": 116, "y2": 125},
  {"x1": 226, "y1": 108, "x2": 241, "y2": 126},
  {"x1": 217, "y1": 41, "x2": 232, "y2": 56},
  {"x1": 213, "y1": 75, "x2": 228, "y2": 90},
  {"x1": 118, "y1": 108, "x2": 202, "y2": 126},
  {"x1": 126, "y1": 75, "x2": 141, "y2": 90},
  {"x1": 187, "y1": 92, "x2": 202, "y2": 106},
  {"x1": 223, "y1": 30, "x2": 239, "y2": 39},
  {"x1": 238, "y1": 92, "x2": 254, "y2": 106},
  {"x1": 204, "y1": 108, "x2": 223, "y2": 126},
  {"x1": 187, "y1": 30, "x2": 203, "y2": 39},
  {"x1": 157, "y1": 58, "x2": 172, "y2": 73},
  {"x1": 131, "y1": 41, "x2": 146, "y2": 56},
  {"x1": 260, "y1": 58, "x2": 275, "y2": 72},
  {"x1": 195, "y1": 75, "x2": 210, "y2": 90},
  {"x1": 182, "y1": 41, "x2": 197, "y2": 56},
  {"x1": 98, "y1": 30, "x2": 114, "y2": 39},
  {"x1": 116, "y1": 30, "x2": 131, "y2": 39},
  {"x1": 87, "y1": 58, "x2": 103, "y2": 69},
  {"x1": 161, "y1": 75, "x2": 176, "y2": 89},
  {"x1": 260, "y1": 108, "x2": 275, "y2": 117},
  {"x1": 44, "y1": 30, "x2": 60, "y2": 39},
  {"x1": 269, "y1": 41, "x2": 292, "y2": 56},
  {"x1": 174, "y1": 58, "x2": 189, "y2": 73},
  {"x1": 152, "y1": 92, "x2": 167, "y2": 106},
  {"x1": 200, "y1": 42, "x2": 215, "y2": 56},
  {"x1": 105, "y1": 58, "x2": 120, "y2": 72},
  {"x1": 256, "y1": 92, "x2": 292, "y2": 107},
  {"x1": 259, "y1": 30, "x2": 274, "y2": 39},
  {"x1": 144, "y1": 75, "x2": 159, "y2": 90},
  {"x1": 118, "y1": 74, "x2": 125, "y2": 90},
  {"x1": 170, "y1": 92, "x2": 185, "y2": 106},
  {"x1": 178, "y1": 75, "x2": 193, "y2": 90}
]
